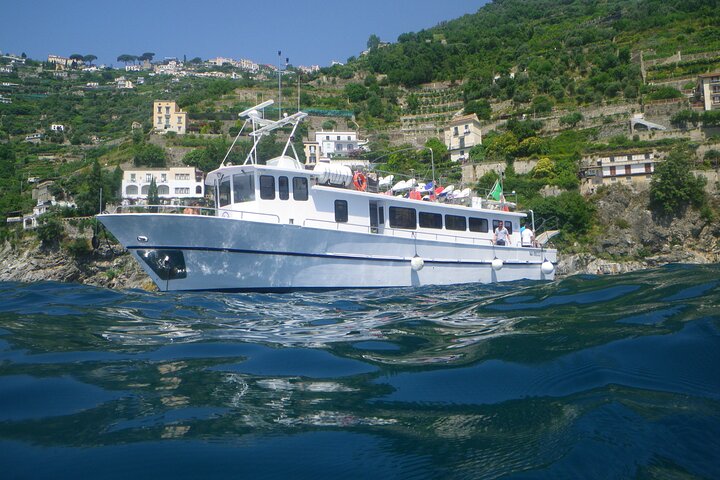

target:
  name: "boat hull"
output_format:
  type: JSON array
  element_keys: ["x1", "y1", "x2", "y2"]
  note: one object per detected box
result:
[{"x1": 99, "y1": 214, "x2": 556, "y2": 291}]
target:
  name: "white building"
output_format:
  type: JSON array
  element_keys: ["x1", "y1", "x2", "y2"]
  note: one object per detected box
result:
[
  {"x1": 298, "y1": 65, "x2": 320, "y2": 74},
  {"x1": 117, "y1": 77, "x2": 134, "y2": 89},
  {"x1": 154, "y1": 60, "x2": 181, "y2": 75},
  {"x1": 444, "y1": 113, "x2": 482, "y2": 162},
  {"x1": 122, "y1": 167, "x2": 204, "y2": 201},
  {"x1": 50, "y1": 124, "x2": 64, "y2": 132},
  {"x1": 238, "y1": 58, "x2": 259, "y2": 73},
  {"x1": 312, "y1": 131, "x2": 363, "y2": 159}
]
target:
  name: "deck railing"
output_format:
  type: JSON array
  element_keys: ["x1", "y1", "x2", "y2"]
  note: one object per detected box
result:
[{"x1": 109, "y1": 205, "x2": 281, "y2": 223}]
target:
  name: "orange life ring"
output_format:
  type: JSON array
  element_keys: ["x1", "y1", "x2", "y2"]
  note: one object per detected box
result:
[{"x1": 353, "y1": 172, "x2": 367, "y2": 191}]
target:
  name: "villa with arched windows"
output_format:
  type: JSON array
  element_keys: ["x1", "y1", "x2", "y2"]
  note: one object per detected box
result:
[{"x1": 121, "y1": 167, "x2": 204, "y2": 203}]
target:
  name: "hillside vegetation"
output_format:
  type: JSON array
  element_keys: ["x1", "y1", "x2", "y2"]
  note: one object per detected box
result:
[
  {"x1": 1, "y1": 0, "x2": 719, "y2": 255},
  {"x1": 345, "y1": 0, "x2": 720, "y2": 101}
]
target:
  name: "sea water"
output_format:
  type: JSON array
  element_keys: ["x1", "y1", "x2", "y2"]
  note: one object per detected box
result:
[{"x1": 0, "y1": 264, "x2": 718, "y2": 479}]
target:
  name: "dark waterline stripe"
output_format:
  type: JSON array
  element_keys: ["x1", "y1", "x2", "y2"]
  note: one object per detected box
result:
[{"x1": 127, "y1": 245, "x2": 553, "y2": 267}]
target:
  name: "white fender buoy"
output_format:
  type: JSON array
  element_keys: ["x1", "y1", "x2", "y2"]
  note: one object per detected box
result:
[
  {"x1": 541, "y1": 260, "x2": 555, "y2": 275},
  {"x1": 491, "y1": 258, "x2": 504, "y2": 271},
  {"x1": 411, "y1": 255, "x2": 425, "y2": 271}
]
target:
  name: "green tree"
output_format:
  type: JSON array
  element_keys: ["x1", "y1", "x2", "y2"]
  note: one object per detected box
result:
[
  {"x1": 345, "y1": 83, "x2": 368, "y2": 103},
  {"x1": 36, "y1": 213, "x2": 64, "y2": 248},
  {"x1": 532, "y1": 95, "x2": 554, "y2": 115},
  {"x1": 650, "y1": 147, "x2": 707, "y2": 216},
  {"x1": 469, "y1": 144, "x2": 486, "y2": 162},
  {"x1": 406, "y1": 94, "x2": 420, "y2": 113},
  {"x1": 528, "y1": 192, "x2": 595, "y2": 234},
  {"x1": 367, "y1": 34, "x2": 381, "y2": 50},
  {"x1": 464, "y1": 99, "x2": 491, "y2": 120},
  {"x1": 559, "y1": 111, "x2": 584, "y2": 127},
  {"x1": 147, "y1": 177, "x2": 159, "y2": 207},
  {"x1": 532, "y1": 157, "x2": 555, "y2": 179},
  {"x1": 670, "y1": 110, "x2": 699, "y2": 129},
  {"x1": 367, "y1": 93, "x2": 383, "y2": 118},
  {"x1": 116, "y1": 54, "x2": 136, "y2": 65},
  {"x1": 133, "y1": 143, "x2": 167, "y2": 167},
  {"x1": 83, "y1": 54, "x2": 97, "y2": 66}
]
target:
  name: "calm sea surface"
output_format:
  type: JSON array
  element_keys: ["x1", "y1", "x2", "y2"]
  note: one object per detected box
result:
[{"x1": 0, "y1": 264, "x2": 719, "y2": 479}]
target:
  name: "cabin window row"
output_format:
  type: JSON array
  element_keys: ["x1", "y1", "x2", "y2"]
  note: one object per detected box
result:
[
  {"x1": 259, "y1": 175, "x2": 308, "y2": 201},
  {"x1": 218, "y1": 174, "x2": 308, "y2": 207},
  {"x1": 389, "y1": 207, "x2": 512, "y2": 233}
]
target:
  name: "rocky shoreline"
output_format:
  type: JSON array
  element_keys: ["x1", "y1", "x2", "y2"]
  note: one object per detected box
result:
[{"x1": 0, "y1": 240, "x2": 154, "y2": 291}]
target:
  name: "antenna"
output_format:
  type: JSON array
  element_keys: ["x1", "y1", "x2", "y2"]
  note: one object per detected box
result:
[
  {"x1": 277, "y1": 50, "x2": 282, "y2": 120},
  {"x1": 239, "y1": 100, "x2": 273, "y2": 117}
]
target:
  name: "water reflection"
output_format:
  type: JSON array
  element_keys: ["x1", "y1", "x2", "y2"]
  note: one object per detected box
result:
[{"x1": 0, "y1": 266, "x2": 718, "y2": 478}]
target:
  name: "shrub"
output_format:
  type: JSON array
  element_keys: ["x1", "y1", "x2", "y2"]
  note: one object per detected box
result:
[
  {"x1": 650, "y1": 147, "x2": 707, "y2": 216},
  {"x1": 36, "y1": 214, "x2": 64, "y2": 248},
  {"x1": 559, "y1": 111, "x2": 583, "y2": 127},
  {"x1": 64, "y1": 237, "x2": 92, "y2": 257}
]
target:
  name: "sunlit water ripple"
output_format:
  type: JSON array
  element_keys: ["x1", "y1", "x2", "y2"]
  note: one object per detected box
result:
[{"x1": 0, "y1": 263, "x2": 718, "y2": 479}]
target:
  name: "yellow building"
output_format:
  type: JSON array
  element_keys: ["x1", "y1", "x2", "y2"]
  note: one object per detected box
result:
[
  {"x1": 698, "y1": 73, "x2": 720, "y2": 111},
  {"x1": 153, "y1": 101, "x2": 187, "y2": 134},
  {"x1": 444, "y1": 113, "x2": 482, "y2": 162}
]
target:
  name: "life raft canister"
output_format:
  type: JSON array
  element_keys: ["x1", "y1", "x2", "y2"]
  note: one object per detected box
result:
[{"x1": 353, "y1": 172, "x2": 367, "y2": 191}]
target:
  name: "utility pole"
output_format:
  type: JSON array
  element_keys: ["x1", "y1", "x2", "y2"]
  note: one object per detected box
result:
[
  {"x1": 297, "y1": 69, "x2": 301, "y2": 112},
  {"x1": 277, "y1": 50, "x2": 282, "y2": 120}
]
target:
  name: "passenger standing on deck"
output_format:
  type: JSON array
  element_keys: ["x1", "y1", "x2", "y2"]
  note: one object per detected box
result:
[
  {"x1": 494, "y1": 222, "x2": 509, "y2": 246},
  {"x1": 521, "y1": 223, "x2": 535, "y2": 247}
]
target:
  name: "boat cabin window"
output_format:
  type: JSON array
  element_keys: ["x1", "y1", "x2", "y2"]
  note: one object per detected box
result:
[
  {"x1": 445, "y1": 214, "x2": 467, "y2": 231},
  {"x1": 419, "y1": 212, "x2": 442, "y2": 229},
  {"x1": 293, "y1": 177, "x2": 308, "y2": 201},
  {"x1": 389, "y1": 207, "x2": 417, "y2": 230},
  {"x1": 469, "y1": 217, "x2": 489, "y2": 233},
  {"x1": 334, "y1": 200, "x2": 348, "y2": 223},
  {"x1": 219, "y1": 178, "x2": 231, "y2": 207},
  {"x1": 260, "y1": 175, "x2": 275, "y2": 200},
  {"x1": 279, "y1": 176, "x2": 289, "y2": 200},
  {"x1": 492, "y1": 220, "x2": 513, "y2": 234},
  {"x1": 233, "y1": 173, "x2": 255, "y2": 203},
  {"x1": 378, "y1": 206, "x2": 385, "y2": 225}
]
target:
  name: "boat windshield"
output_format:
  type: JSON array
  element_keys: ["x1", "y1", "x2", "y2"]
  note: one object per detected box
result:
[
  {"x1": 219, "y1": 178, "x2": 231, "y2": 207},
  {"x1": 233, "y1": 173, "x2": 255, "y2": 203}
]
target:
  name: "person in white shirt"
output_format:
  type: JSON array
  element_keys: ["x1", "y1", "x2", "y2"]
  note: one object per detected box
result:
[{"x1": 521, "y1": 223, "x2": 535, "y2": 247}]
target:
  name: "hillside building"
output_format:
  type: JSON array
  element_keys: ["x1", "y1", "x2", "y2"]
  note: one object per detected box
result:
[
  {"x1": 697, "y1": 72, "x2": 720, "y2": 111},
  {"x1": 304, "y1": 141, "x2": 320, "y2": 165},
  {"x1": 117, "y1": 77, "x2": 134, "y2": 89},
  {"x1": 444, "y1": 113, "x2": 482, "y2": 162},
  {"x1": 153, "y1": 100, "x2": 187, "y2": 134},
  {"x1": 310, "y1": 131, "x2": 365, "y2": 159},
  {"x1": 579, "y1": 150, "x2": 666, "y2": 195},
  {"x1": 122, "y1": 167, "x2": 204, "y2": 202},
  {"x1": 47, "y1": 54, "x2": 82, "y2": 70}
]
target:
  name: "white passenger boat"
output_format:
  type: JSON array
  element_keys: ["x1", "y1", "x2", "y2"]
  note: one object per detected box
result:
[{"x1": 98, "y1": 101, "x2": 556, "y2": 292}]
